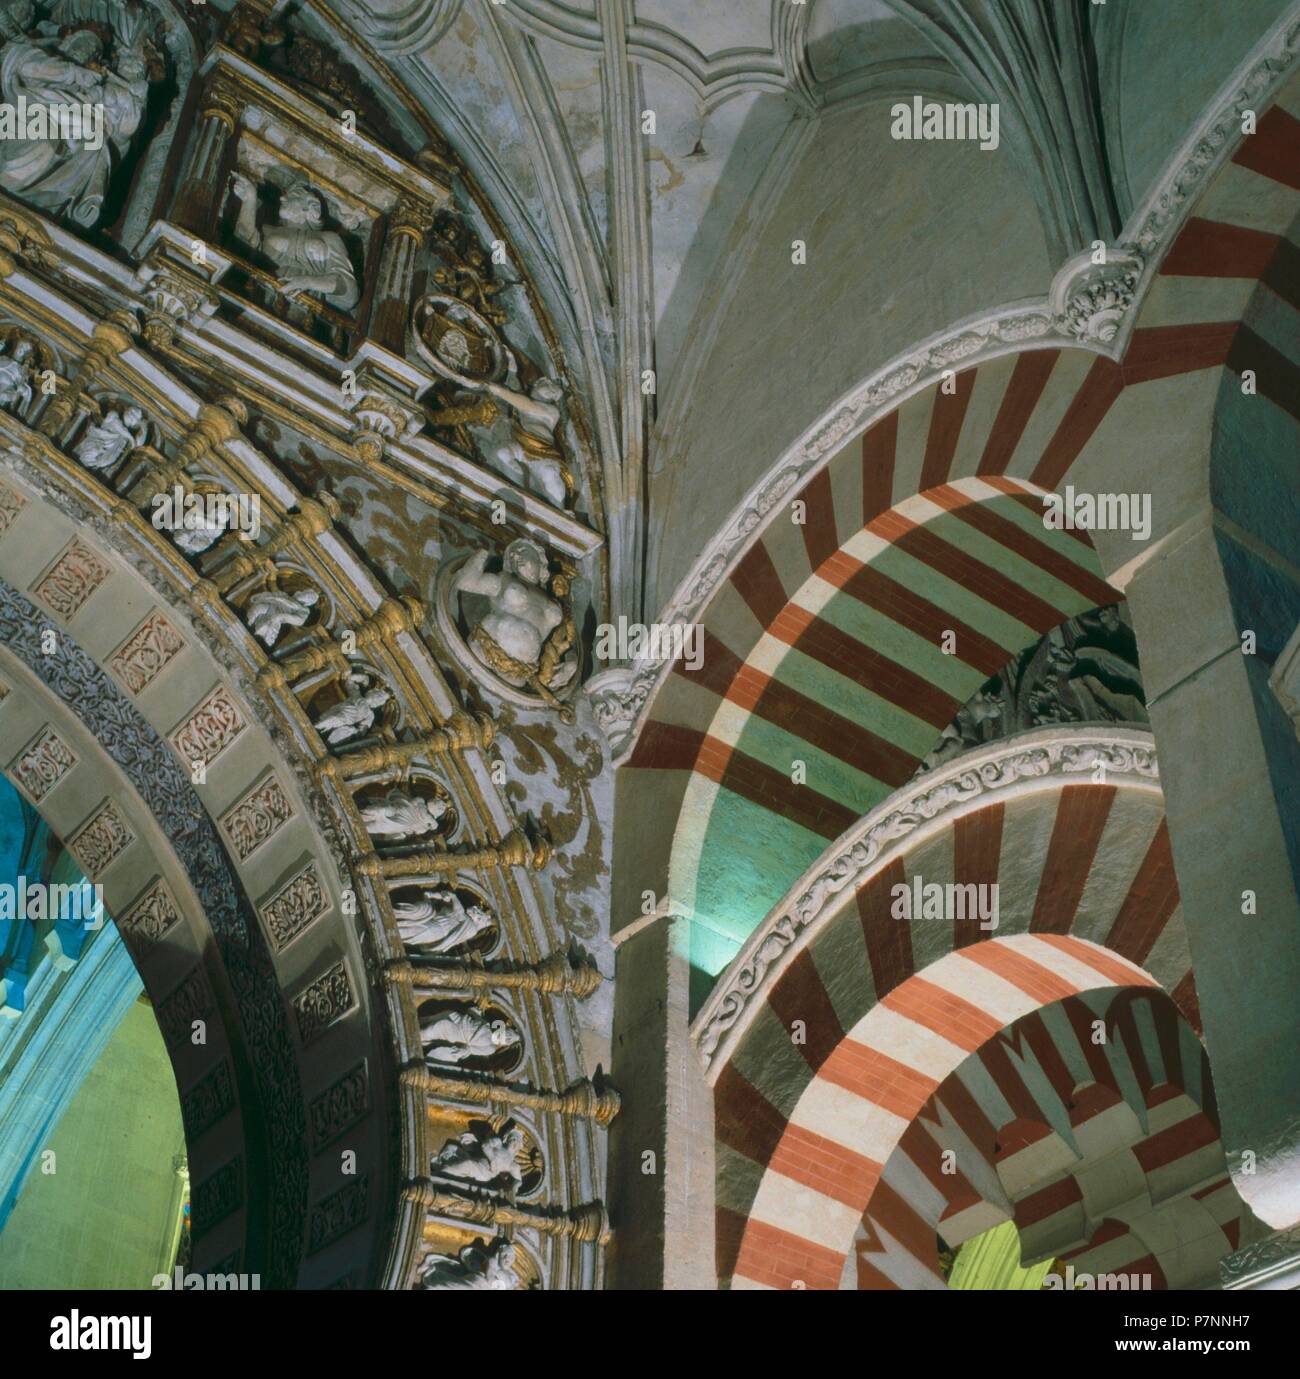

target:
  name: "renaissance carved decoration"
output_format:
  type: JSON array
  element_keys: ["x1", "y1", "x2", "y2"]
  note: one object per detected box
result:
[
  {"x1": 394, "y1": 886, "x2": 497, "y2": 954},
  {"x1": 417, "y1": 1238, "x2": 521, "y2": 1292},
  {"x1": 228, "y1": 173, "x2": 360, "y2": 313},
  {"x1": 421, "y1": 1005, "x2": 523, "y2": 1069},
  {"x1": 430, "y1": 1121, "x2": 527, "y2": 1190},
  {"x1": 358, "y1": 788, "x2": 448, "y2": 842},
  {"x1": 74, "y1": 404, "x2": 148, "y2": 473},
  {"x1": 0, "y1": 336, "x2": 34, "y2": 411},
  {"x1": 0, "y1": 6, "x2": 157, "y2": 230},
  {"x1": 246, "y1": 586, "x2": 320, "y2": 648},
  {"x1": 439, "y1": 539, "x2": 580, "y2": 720},
  {"x1": 312, "y1": 673, "x2": 392, "y2": 745}
]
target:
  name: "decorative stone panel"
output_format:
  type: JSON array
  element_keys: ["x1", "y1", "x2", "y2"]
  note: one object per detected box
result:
[
  {"x1": 119, "y1": 876, "x2": 182, "y2": 956},
  {"x1": 260, "y1": 861, "x2": 329, "y2": 952},
  {"x1": 67, "y1": 798, "x2": 134, "y2": 877},
  {"x1": 220, "y1": 772, "x2": 293, "y2": 862},
  {"x1": 30, "y1": 538, "x2": 111, "y2": 619},
  {"x1": 293, "y1": 960, "x2": 354, "y2": 1045},
  {"x1": 109, "y1": 609, "x2": 186, "y2": 695},
  {"x1": 308, "y1": 1062, "x2": 369, "y2": 1153},
  {"x1": 10, "y1": 725, "x2": 76, "y2": 801},
  {"x1": 169, "y1": 685, "x2": 248, "y2": 771},
  {"x1": 0, "y1": 483, "x2": 24, "y2": 536}
]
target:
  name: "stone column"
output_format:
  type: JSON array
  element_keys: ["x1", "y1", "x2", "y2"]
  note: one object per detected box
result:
[
  {"x1": 604, "y1": 912, "x2": 715, "y2": 1289},
  {"x1": 1122, "y1": 511, "x2": 1300, "y2": 1231}
]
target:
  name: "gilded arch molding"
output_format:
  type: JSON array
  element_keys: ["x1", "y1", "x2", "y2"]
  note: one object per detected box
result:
[{"x1": 0, "y1": 284, "x2": 610, "y2": 1290}]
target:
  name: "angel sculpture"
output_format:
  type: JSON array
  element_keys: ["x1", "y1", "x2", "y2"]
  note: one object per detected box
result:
[
  {"x1": 245, "y1": 586, "x2": 319, "y2": 647},
  {"x1": 312, "y1": 675, "x2": 392, "y2": 745},
  {"x1": 395, "y1": 888, "x2": 494, "y2": 953},
  {"x1": 359, "y1": 788, "x2": 446, "y2": 841}
]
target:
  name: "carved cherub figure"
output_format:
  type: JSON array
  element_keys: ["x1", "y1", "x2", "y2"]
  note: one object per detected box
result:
[
  {"x1": 74, "y1": 404, "x2": 148, "y2": 472},
  {"x1": 245, "y1": 586, "x2": 320, "y2": 647},
  {"x1": 455, "y1": 539, "x2": 578, "y2": 695},
  {"x1": 395, "y1": 887, "x2": 495, "y2": 953},
  {"x1": 431, "y1": 1122, "x2": 526, "y2": 1189},
  {"x1": 358, "y1": 788, "x2": 446, "y2": 841}
]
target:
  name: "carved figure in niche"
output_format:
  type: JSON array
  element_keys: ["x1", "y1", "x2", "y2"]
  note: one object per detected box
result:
[
  {"x1": 358, "y1": 788, "x2": 446, "y2": 841},
  {"x1": 395, "y1": 887, "x2": 494, "y2": 953},
  {"x1": 228, "y1": 174, "x2": 359, "y2": 312},
  {"x1": 245, "y1": 585, "x2": 319, "y2": 647},
  {"x1": 454, "y1": 538, "x2": 578, "y2": 701},
  {"x1": 0, "y1": 16, "x2": 152, "y2": 229},
  {"x1": 421, "y1": 1007, "x2": 521, "y2": 1066},
  {"x1": 172, "y1": 484, "x2": 231, "y2": 555},
  {"x1": 311, "y1": 673, "x2": 391, "y2": 744},
  {"x1": 417, "y1": 1238, "x2": 519, "y2": 1292},
  {"x1": 431, "y1": 1122, "x2": 526, "y2": 1189},
  {"x1": 920, "y1": 687, "x2": 1004, "y2": 772},
  {"x1": 0, "y1": 337, "x2": 34, "y2": 412},
  {"x1": 74, "y1": 404, "x2": 147, "y2": 471}
]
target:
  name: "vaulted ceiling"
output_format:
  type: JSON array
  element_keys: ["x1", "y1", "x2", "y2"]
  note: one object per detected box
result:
[{"x1": 333, "y1": 0, "x2": 1294, "y2": 617}]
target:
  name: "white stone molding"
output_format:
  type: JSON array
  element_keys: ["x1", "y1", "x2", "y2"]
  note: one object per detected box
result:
[{"x1": 692, "y1": 727, "x2": 1161, "y2": 1078}]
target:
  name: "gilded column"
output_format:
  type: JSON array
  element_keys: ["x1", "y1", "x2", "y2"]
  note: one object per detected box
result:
[
  {"x1": 38, "y1": 315, "x2": 137, "y2": 437},
  {"x1": 173, "y1": 80, "x2": 242, "y2": 234},
  {"x1": 370, "y1": 198, "x2": 435, "y2": 350}
]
